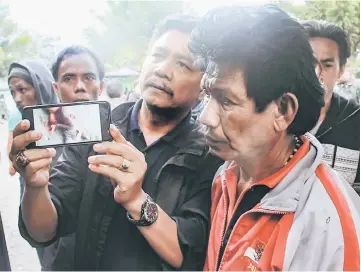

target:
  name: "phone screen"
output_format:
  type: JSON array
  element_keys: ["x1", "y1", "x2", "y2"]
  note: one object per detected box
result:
[{"x1": 32, "y1": 103, "x2": 103, "y2": 147}]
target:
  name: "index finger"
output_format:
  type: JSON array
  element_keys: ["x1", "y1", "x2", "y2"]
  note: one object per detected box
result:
[
  {"x1": 109, "y1": 124, "x2": 127, "y2": 144},
  {"x1": 12, "y1": 119, "x2": 30, "y2": 138},
  {"x1": 10, "y1": 126, "x2": 42, "y2": 157}
]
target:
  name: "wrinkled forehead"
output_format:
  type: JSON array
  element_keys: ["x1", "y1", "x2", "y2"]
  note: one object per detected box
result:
[
  {"x1": 201, "y1": 61, "x2": 244, "y2": 90},
  {"x1": 150, "y1": 30, "x2": 192, "y2": 57},
  {"x1": 9, "y1": 77, "x2": 31, "y2": 88},
  {"x1": 59, "y1": 53, "x2": 98, "y2": 77},
  {"x1": 310, "y1": 37, "x2": 340, "y2": 61}
]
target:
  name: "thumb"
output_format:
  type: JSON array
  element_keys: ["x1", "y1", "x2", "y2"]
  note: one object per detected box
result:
[{"x1": 9, "y1": 166, "x2": 16, "y2": 176}]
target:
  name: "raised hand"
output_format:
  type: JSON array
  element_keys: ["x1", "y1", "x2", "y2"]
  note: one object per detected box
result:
[
  {"x1": 9, "y1": 120, "x2": 56, "y2": 187},
  {"x1": 88, "y1": 124, "x2": 147, "y2": 206}
]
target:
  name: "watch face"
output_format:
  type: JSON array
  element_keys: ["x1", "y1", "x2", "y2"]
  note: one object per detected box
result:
[{"x1": 144, "y1": 202, "x2": 158, "y2": 222}]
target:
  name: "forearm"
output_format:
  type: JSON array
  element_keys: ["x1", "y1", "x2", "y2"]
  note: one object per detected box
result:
[
  {"x1": 21, "y1": 185, "x2": 58, "y2": 242},
  {"x1": 125, "y1": 193, "x2": 183, "y2": 268}
]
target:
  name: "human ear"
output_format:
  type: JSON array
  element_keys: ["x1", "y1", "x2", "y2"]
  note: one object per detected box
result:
[
  {"x1": 273, "y1": 93, "x2": 299, "y2": 132},
  {"x1": 337, "y1": 65, "x2": 346, "y2": 82}
]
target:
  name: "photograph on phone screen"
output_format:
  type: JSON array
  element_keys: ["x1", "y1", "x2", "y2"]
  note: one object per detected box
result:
[{"x1": 33, "y1": 104, "x2": 102, "y2": 146}]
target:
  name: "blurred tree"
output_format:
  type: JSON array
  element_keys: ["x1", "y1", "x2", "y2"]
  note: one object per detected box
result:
[
  {"x1": 277, "y1": 0, "x2": 360, "y2": 56},
  {"x1": 28, "y1": 35, "x2": 63, "y2": 69},
  {"x1": 0, "y1": 3, "x2": 64, "y2": 77},
  {"x1": 84, "y1": 1, "x2": 183, "y2": 72},
  {"x1": 0, "y1": 4, "x2": 33, "y2": 77}
]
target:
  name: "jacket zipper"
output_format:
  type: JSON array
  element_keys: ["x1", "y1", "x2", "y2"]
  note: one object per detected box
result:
[
  {"x1": 331, "y1": 145, "x2": 338, "y2": 168},
  {"x1": 215, "y1": 187, "x2": 229, "y2": 271},
  {"x1": 215, "y1": 206, "x2": 291, "y2": 270}
]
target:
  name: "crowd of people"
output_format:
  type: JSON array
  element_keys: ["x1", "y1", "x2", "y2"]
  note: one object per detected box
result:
[{"x1": 0, "y1": 4, "x2": 359, "y2": 271}]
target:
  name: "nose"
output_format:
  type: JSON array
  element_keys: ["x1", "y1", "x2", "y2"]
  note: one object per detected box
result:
[
  {"x1": 317, "y1": 72, "x2": 327, "y2": 91},
  {"x1": 315, "y1": 62, "x2": 325, "y2": 82},
  {"x1": 75, "y1": 79, "x2": 86, "y2": 92},
  {"x1": 154, "y1": 59, "x2": 173, "y2": 81},
  {"x1": 199, "y1": 97, "x2": 220, "y2": 129},
  {"x1": 13, "y1": 91, "x2": 22, "y2": 106}
]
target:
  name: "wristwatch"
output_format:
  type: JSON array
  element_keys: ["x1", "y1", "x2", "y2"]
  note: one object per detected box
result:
[{"x1": 126, "y1": 194, "x2": 158, "y2": 227}]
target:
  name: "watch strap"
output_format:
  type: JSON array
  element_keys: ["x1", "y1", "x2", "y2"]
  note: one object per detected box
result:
[{"x1": 126, "y1": 195, "x2": 157, "y2": 227}]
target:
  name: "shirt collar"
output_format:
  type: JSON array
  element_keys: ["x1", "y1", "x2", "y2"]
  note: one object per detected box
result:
[
  {"x1": 129, "y1": 99, "x2": 143, "y2": 132},
  {"x1": 162, "y1": 112, "x2": 192, "y2": 143},
  {"x1": 129, "y1": 99, "x2": 193, "y2": 144}
]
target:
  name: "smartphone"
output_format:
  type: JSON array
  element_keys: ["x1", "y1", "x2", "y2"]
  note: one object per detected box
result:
[{"x1": 22, "y1": 101, "x2": 112, "y2": 149}]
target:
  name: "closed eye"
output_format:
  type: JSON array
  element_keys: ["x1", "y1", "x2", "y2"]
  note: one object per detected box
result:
[{"x1": 177, "y1": 61, "x2": 190, "y2": 70}]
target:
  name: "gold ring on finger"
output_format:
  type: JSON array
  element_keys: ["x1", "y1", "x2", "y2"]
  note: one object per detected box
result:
[{"x1": 120, "y1": 158, "x2": 131, "y2": 172}]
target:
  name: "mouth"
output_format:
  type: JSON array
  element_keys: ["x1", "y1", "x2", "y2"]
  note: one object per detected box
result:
[
  {"x1": 205, "y1": 135, "x2": 225, "y2": 145},
  {"x1": 147, "y1": 82, "x2": 173, "y2": 96},
  {"x1": 74, "y1": 98, "x2": 89, "y2": 102},
  {"x1": 205, "y1": 136, "x2": 228, "y2": 154},
  {"x1": 73, "y1": 93, "x2": 90, "y2": 102}
]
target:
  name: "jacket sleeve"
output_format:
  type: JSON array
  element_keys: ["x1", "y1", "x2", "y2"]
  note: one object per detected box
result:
[
  {"x1": 170, "y1": 154, "x2": 223, "y2": 271},
  {"x1": 18, "y1": 145, "x2": 91, "y2": 247},
  {"x1": 284, "y1": 166, "x2": 360, "y2": 271}
]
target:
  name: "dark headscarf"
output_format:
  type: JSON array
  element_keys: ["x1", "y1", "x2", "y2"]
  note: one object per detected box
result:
[{"x1": 8, "y1": 59, "x2": 59, "y2": 106}]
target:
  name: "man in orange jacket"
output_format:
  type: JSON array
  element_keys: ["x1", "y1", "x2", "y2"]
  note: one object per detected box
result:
[{"x1": 189, "y1": 5, "x2": 360, "y2": 271}]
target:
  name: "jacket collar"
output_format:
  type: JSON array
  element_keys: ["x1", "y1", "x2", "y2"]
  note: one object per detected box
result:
[{"x1": 218, "y1": 133, "x2": 324, "y2": 212}]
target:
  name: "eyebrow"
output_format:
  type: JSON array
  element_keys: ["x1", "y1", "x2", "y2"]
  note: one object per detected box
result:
[
  {"x1": 9, "y1": 82, "x2": 26, "y2": 88},
  {"x1": 61, "y1": 72, "x2": 97, "y2": 78},
  {"x1": 154, "y1": 46, "x2": 193, "y2": 63},
  {"x1": 173, "y1": 53, "x2": 193, "y2": 63},
  {"x1": 83, "y1": 72, "x2": 97, "y2": 77},
  {"x1": 208, "y1": 86, "x2": 229, "y2": 95},
  {"x1": 153, "y1": 46, "x2": 169, "y2": 54},
  {"x1": 61, "y1": 73, "x2": 76, "y2": 78},
  {"x1": 320, "y1": 58, "x2": 335, "y2": 63}
]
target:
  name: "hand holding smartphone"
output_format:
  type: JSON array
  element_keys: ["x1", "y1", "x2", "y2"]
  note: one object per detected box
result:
[{"x1": 22, "y1": 101, "x2": 112, "y2": 149}]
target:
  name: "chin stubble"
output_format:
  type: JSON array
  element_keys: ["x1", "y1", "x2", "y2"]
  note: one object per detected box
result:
[{"x1": 145, "y1": 102, "x2": 185, "y2": 122}]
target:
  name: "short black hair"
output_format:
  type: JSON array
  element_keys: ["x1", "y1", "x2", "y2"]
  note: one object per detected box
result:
[
  {"x1": 302, "y1": 20, "x2": 351, "y2": 67},
  {"x1": 149, "y1": 14, "x2": 199, "y2": 48},
  {"x1": 106, "y1": 79, "x2": 123, "y2": 98},
  {"x1": 189, "y1": 5, "x2": 325, "y2": 136},
  {"x1": 51, "y1": 45, "x2": 105, "y2": 81}
]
